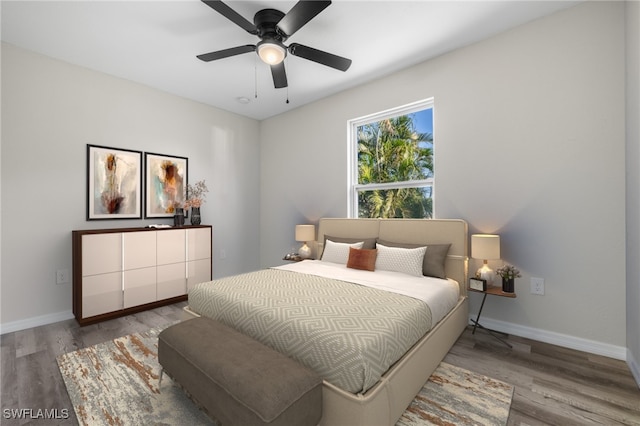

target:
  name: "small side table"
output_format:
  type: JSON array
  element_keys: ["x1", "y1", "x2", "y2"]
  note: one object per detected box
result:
[{"x1": 468, "y1": 285, "x2": 517, "y2": 348}]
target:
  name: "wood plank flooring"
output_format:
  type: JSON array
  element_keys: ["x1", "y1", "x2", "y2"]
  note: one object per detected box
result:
[
  {"x1": 445, "y1": 329, "x2": 640, "y2": 425},
  {"x1": 1, "y1": 302, "x2": 638, "y2": 425}
]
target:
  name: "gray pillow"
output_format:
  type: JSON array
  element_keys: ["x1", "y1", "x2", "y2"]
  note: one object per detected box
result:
[
  {"x1": 323, "y1": 235, "x2": 377, "y2": 250},
  {"x1": 376, "y1": 239, "x2": 451, "y2": 279}
]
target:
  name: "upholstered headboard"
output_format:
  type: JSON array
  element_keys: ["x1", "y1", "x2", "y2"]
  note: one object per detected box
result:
[{"x1": 316, "y1": 218, "x2": 468, "y2": 296}]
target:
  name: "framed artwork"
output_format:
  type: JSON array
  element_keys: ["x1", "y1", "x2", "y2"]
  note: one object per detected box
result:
[
  {"x1": 145, "y1": 152, "x2": 188, "y2": 218},
  {"x1": 87, "y1": 144, "x2": 142, "y2": 220}
]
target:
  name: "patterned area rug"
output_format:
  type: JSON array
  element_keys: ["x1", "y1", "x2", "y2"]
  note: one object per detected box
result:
[
  {"x1": 396, "y1": 362, "x2": 514, "y2": 425},
  {"x1": 57, "y1": 327, "x2": 513, "y2": 426}
]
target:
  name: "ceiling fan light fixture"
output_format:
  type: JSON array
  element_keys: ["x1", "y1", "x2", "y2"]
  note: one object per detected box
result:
[{"x1": 257, "y1": 40, "x2": 286, "y2": 65}]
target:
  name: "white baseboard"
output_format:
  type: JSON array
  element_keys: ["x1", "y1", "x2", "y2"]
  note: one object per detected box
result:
[
  {"x1": 628, "y1": 348, "x2": 640, "y2": 389},
  {"x1": 0, "y1": 310, "x2": 74, "y2": 335},
  {"x1": 469, "y1": 315, "x2": 627, "y2": 361}
]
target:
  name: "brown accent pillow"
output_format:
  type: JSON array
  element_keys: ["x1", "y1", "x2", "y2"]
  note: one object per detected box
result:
[
  {"x1": 347, "y1": 247, "x2": 378, "y2": 271},
  {"x1": 376, "y1": 240, "x2": 451, "y2": 279}
]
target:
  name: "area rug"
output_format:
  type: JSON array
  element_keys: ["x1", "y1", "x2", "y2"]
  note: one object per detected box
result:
[
  {"x1": 57, "y1": 326, "x2": 513, "y2": 425},
  {"x1": 395, "y1": 362, "x2": 514, "y2": 425}
]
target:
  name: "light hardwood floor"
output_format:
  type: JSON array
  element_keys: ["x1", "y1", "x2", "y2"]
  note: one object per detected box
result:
[{"x1": 1, "y1": 302, "x2": 639, "y2": 425}]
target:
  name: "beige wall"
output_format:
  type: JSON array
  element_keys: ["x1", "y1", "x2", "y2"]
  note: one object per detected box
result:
[
  {"x1": 625, "y1": 0, "x2": 640, "y2": 384},
  {"x1": 1, "y1": 43, "x2": 261, "y2": 328},
  {"x1": 259, "y1": 2, "x2": 627, "y2": 353}
]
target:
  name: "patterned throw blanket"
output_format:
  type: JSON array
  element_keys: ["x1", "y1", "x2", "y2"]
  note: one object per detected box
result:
[{"x1": 188, "y1": 268, "x2": 432, "y2": 394}]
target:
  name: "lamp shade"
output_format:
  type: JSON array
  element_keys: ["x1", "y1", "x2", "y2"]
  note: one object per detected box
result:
[
  {"x1": 471, "y1": 234, "x2": 501, "y2": 260},
  {"x1": 295, "y1": 225, "x2": 315, "y2": 242}
]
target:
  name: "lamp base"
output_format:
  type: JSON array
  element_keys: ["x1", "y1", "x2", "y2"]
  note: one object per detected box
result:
[
  {"x1": 299, "y1": 243, "x2": 311, "y2": 259},
  {"x1": 476, "y1": 263, "x2": 496, "y2": 285}
]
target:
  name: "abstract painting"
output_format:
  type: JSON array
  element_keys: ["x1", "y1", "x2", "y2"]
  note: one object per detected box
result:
[
  {"x1": 87, "y1": 144, "x2": 142, "y2": 220},
  {"x1": 145, "y1": 152, "x2": 188, "y2": 218}
]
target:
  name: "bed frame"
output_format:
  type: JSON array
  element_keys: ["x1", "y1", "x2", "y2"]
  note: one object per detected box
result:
[
  {"x1": 314, "y1": 218, "x2": 468, "y2": 426},
  {"x1": 185, "y1": 218, "x2": 468, "y2": 426}
]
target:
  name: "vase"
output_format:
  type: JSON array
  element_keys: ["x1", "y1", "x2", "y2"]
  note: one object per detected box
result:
[
  {"x1": 190, "y1": 207, "x2": 201, "y2": 225},
  {"x1": 502, "y1": 277, "x2": 515, "y2": 293},
  {"x1": 173, "y1": 208, "x2": 185, "y2": 227}
]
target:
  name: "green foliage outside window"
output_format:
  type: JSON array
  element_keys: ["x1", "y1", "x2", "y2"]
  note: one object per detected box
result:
[{"x1": 356, "y1": 114, "x2": 433, "y2": 218}]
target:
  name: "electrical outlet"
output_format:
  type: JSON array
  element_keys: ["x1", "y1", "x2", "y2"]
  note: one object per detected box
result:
[
  {"x1": 220, "y1": 249, "x2": 227, "y2": 259},
  {"x1": 56, "y1": 269, "x2": 69, "y2": 284},
  {"x1": 530, "y1": 277, "x2": 545, "y2": 295}
]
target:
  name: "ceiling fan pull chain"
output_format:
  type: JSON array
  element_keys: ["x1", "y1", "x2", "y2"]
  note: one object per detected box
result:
[
  {"x1": 254, "y1": 55, "x2": 258, "y2": 99},
  {"x1": 285, "y1": 58, "x2": 290, "y2": 104}
]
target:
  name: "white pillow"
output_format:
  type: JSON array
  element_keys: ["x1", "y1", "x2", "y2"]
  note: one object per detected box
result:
[
  {"x1": 321, "y1": 239, "x2": 364, "y2": 264},
  {"x1": 375, "y1": 244, "x2": 427, "y2": 277}
]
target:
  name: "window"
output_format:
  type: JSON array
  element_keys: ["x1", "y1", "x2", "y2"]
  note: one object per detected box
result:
[{"x1": 348, "y1": 99, "x2": 434, "y2": 218}]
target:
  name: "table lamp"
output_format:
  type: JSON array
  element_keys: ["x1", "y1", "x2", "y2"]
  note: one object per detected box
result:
[
  {"x1": 295, "y1": 224, "x2": 315, "y2": 259},
  {"x1": 471, "y1": 234, "x2": 501, "y2": 284}
]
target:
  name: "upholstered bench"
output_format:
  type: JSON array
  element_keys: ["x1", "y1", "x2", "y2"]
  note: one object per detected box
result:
[{"x1": 158, "y1": 317, "x2": 323, "y2": 426}]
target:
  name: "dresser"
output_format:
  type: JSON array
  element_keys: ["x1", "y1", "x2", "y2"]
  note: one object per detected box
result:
[{"x1": 72, "y1": 225, "x2": 212, "y2": 325}]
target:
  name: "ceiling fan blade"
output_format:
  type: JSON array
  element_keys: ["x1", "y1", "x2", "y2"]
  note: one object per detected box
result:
[
  {"x1": 289, "y1": 43, "x2": 352, "y2": 71},
  {"x1": 201, "y1": 0, "x2": 257, "y2": 34},
  {"x1": 197, "y1": 45, "x2": 256, "y2": 62},
  {"x1": 277, "y1": 0, "x2": 331, "y2": 37},
  {"x1": 270, "y1": 62, "x2": 288, "y2": 88}
]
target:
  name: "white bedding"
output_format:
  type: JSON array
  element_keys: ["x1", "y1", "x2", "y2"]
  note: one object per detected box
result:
[{"x1": 274, "y1": 260, "x2": 460, "y2": 325}]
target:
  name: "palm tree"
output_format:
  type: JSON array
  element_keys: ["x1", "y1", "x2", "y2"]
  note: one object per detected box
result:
[{"x1": 357, "y1": 114, "x2": 433, "y2": 218}]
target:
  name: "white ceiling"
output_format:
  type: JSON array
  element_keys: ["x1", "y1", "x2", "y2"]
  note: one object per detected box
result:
[{"x1": 1, "y1": 0, "x2": 580, "y2": 120}]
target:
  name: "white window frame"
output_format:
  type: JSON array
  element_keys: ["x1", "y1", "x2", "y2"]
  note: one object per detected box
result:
[{"x1": 347, "y1": 98, "x2": 434, "y2": 218}]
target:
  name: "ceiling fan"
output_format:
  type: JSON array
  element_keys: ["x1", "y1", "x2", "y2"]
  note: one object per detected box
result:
[{"x1": 197, "y1": 0, "x2": 352, "y2": 89}]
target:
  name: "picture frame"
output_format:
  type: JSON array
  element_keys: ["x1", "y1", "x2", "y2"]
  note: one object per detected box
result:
[
  {"x1": 87, "y1": 144, "x2": 142, "y2": 220},
  {"x1": 469, "y1": 277, "x2": 487, "y2": 292},
  {"x1": 144, "y1": 152, "x2": 188, "y2": 218}
]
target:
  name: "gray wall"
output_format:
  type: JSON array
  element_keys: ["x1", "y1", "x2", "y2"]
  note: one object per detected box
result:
[
  {"x1": 260, "y1": 2, "x2": 628, "y2": 355},
  {"x1": 1, "y1": 43, "x2": 261, "y2": 329},
  {"x1": 625, "y1": 0, "x2": 640, "y2": 384}
]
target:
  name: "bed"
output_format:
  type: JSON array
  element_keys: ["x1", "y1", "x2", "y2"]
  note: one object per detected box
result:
[{"x1": 185, "y1": 218, "x2": 469, "y2": 426}]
